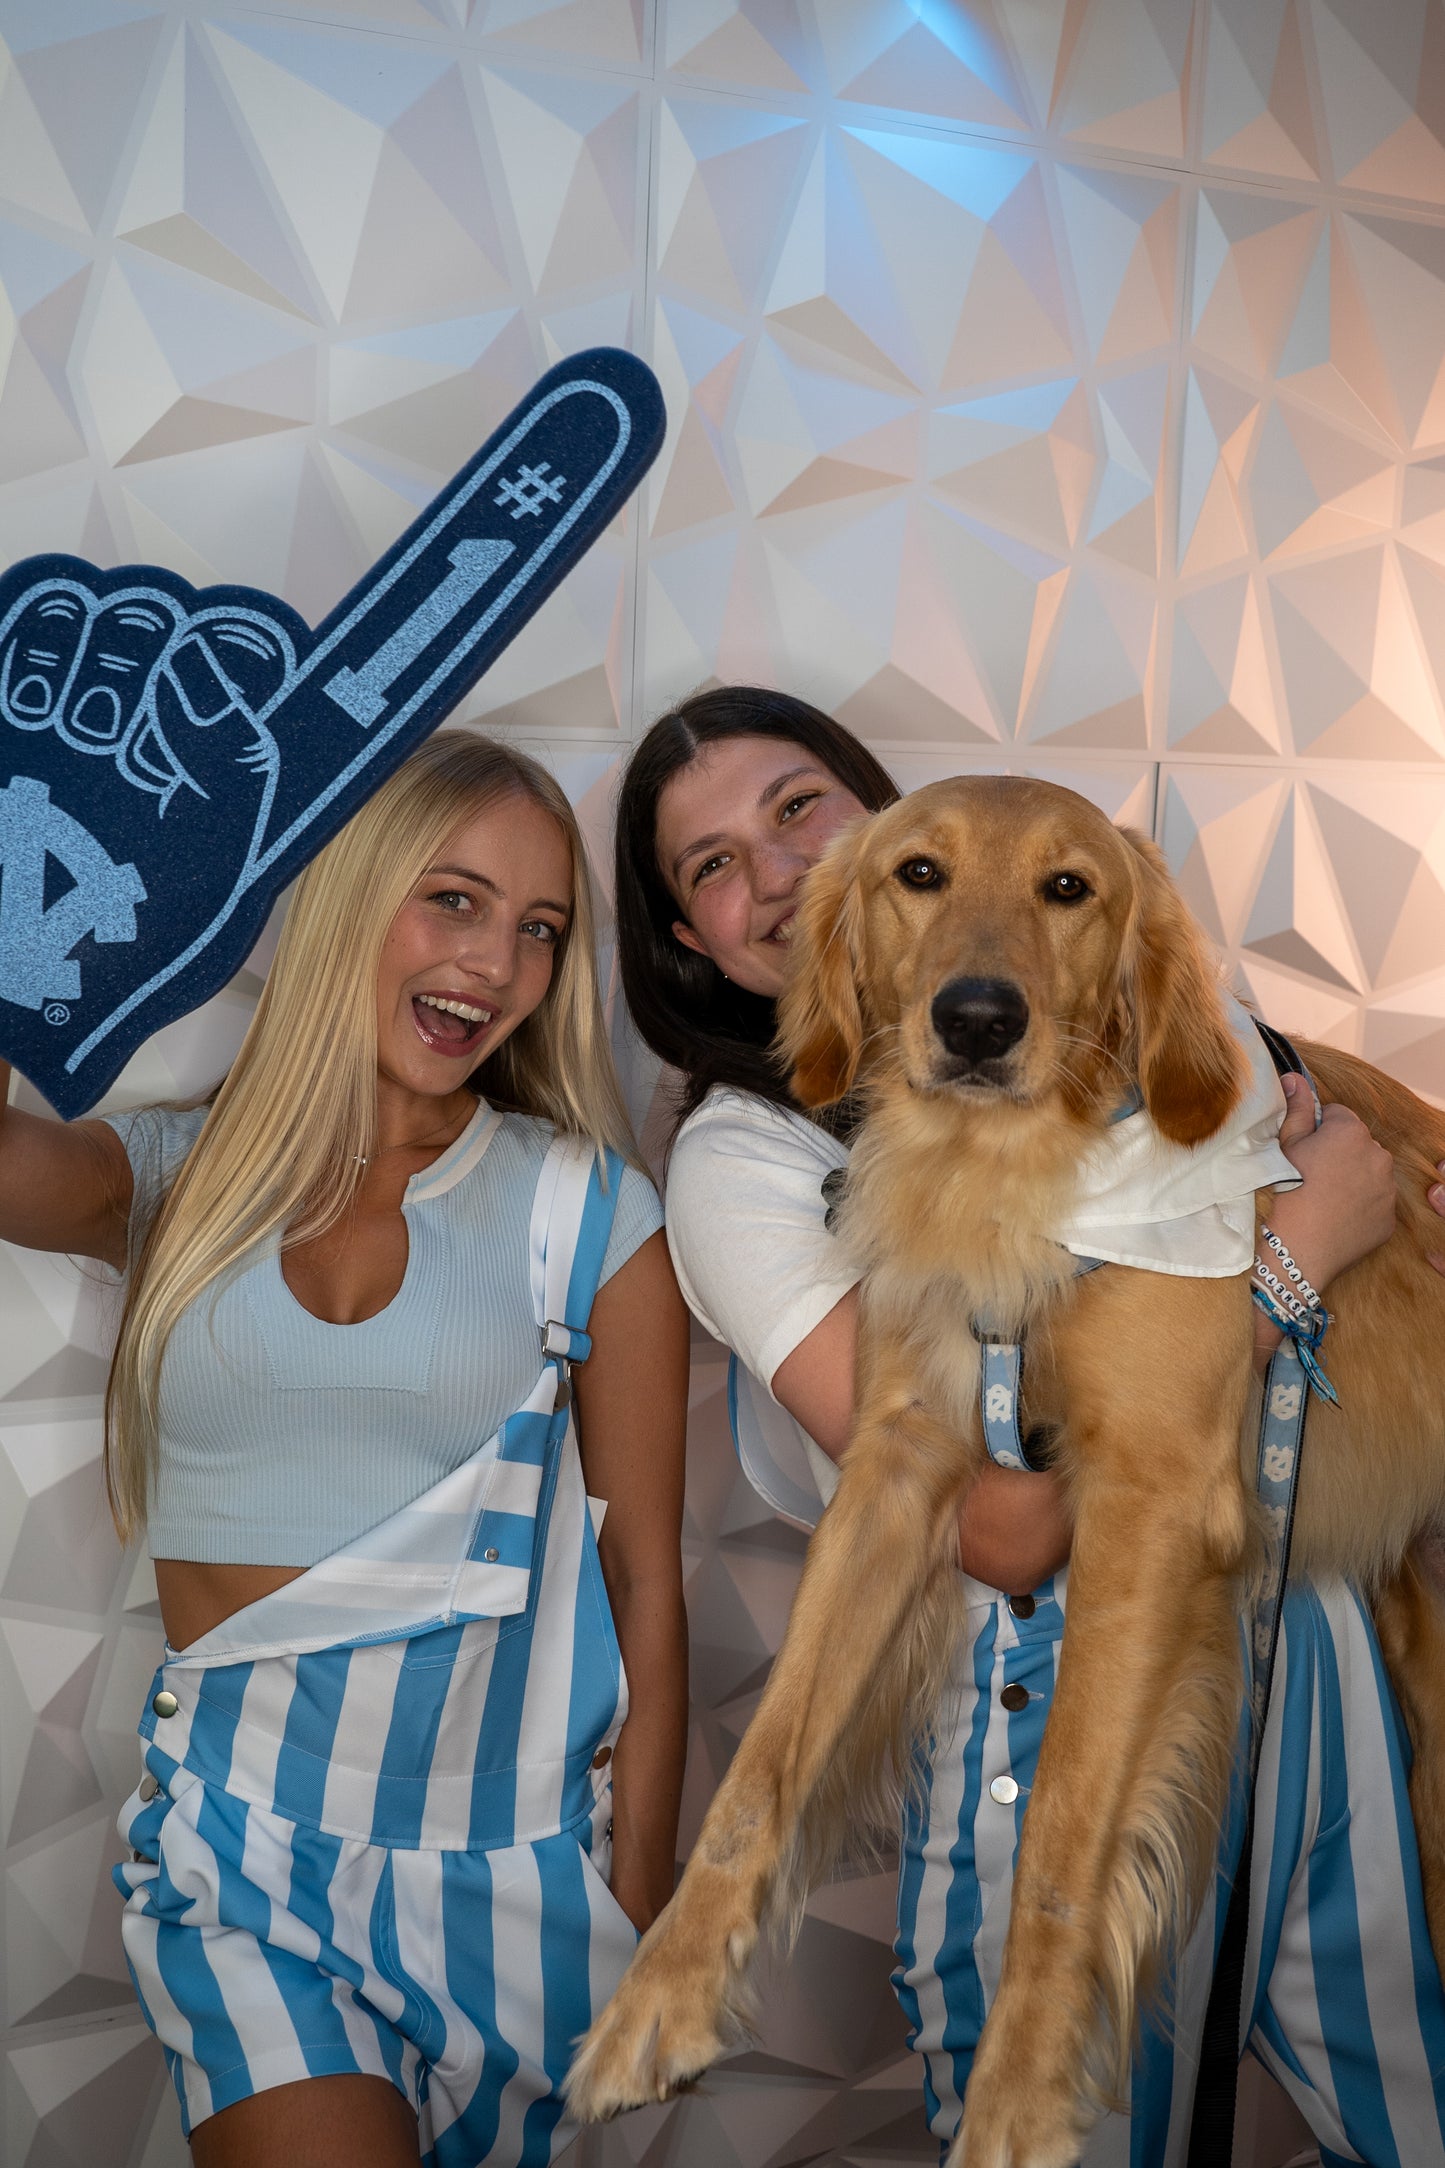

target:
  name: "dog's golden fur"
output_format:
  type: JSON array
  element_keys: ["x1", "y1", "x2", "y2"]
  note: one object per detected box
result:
[{"x1": 567, "y1": 776, "x2": 1445, "y2": 2167}]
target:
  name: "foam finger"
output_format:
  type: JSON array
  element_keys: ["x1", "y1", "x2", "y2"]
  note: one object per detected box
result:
[
  {"x1": 0, "y1": 584, "x2": 90, "y2": 729},
  {"x1": 56, "y1": 593, "x2": 178, "y2": 753}
]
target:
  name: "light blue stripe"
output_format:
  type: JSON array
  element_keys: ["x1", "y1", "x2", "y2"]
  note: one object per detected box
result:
[
  {"x1": 563, "y1": 1148, "x2": 623, "y2": 1328},
  {"x1": 150, "y1": 1787, "x2": 254, "y2": 2105},
  {"x1": 181, "y1": 1659, "x2": 252, "y2": 1786},
  {"x1": 273, "y1": 1647, "x2": 352, "y2": 1826},
  {"x1": 523, "y1": 1838, "x2": 592, "y2": 2164},
  {"x1": 469, "y1": 1508, "x2": 540, "y2": 1571},
  {"x1": 371, "y1": 1630, "x2": 463, "y2": 1847},
  {"x1": 436, "y1": 1849, "x2": 511, "y2": 2168}
]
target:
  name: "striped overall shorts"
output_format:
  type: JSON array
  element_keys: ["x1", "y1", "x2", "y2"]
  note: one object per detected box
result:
[{"x1": 114, "y1": 1137, "x2": 638, "y2": 2166}]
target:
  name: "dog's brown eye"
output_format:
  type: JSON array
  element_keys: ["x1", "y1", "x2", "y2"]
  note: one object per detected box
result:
[
  {"x1": 1045, "y1": 871, "x2": 1090, "y2": 903},
  {"x1": 896, "y1": 858, "x2": 943, "y2": 889}
]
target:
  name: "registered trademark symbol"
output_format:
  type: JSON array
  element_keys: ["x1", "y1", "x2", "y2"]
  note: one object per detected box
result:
[{"x1": 43, "y1": 1002, "x2": 71, "y2": 1026}]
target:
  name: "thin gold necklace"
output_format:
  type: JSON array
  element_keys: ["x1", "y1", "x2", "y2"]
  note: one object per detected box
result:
[{"x1": 353, "y1": 1102, "x2": 476, "y2": 1169}]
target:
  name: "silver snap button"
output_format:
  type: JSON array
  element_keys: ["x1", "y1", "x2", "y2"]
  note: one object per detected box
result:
[
  {"x1": 138, "y1": 1773, "x2": 160, "y2": 1802},
  {"x1": 484, "y1": 1546, "x2": 499, "y2": 1562},
  {"x1": 990, "y1": 1774, "x2": 1019, "y2": 1805},
  {"x1": 151, "y1": 1690, "x2": 178, "y2": 1719}
]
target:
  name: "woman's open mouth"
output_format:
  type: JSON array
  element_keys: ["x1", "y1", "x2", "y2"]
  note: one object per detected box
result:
[
  {"x1": 412, "y1": 993, "x2": 496, "y2": 1059},
  {"x1": 767, "y1": 913, "x2": 796, "y2": 947}
]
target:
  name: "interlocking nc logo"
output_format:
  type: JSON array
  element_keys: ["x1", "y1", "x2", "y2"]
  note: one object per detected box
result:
[
  {"x1": 0, "y1": 350, "x2": 664, "y2": 1118},
  {"x1": 0, "y1": 776, "x2": 144, "y2": 1018}
]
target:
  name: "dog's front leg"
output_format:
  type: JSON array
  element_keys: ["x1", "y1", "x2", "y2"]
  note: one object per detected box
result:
[
  {"x1": 566, "y1": 1337, "x2": 971, "y2": 2121},
  {"x1": 956, "y1": 1272, "x2": 1252, "y2": 2168}
]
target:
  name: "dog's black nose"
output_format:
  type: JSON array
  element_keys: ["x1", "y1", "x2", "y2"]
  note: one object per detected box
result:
[{"x1": 930, "y1": 977, "x2": 1029, "y2": 1066}]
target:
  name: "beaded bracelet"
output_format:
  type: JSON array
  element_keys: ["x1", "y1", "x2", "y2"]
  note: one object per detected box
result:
[
  {"x1": 1258, "y1": 1223, "x2": 1322, "y2": 1311},
  {"x1": 1253, "y1": 1256, "x2": 1314, "y2": 1325}
]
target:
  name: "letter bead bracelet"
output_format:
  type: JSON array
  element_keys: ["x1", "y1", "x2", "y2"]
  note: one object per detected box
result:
[{"x1": 1250, "y1": 1223, "x2": 1339, "y2": 1407}]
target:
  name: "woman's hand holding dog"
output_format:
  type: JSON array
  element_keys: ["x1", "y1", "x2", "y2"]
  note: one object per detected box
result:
[{"x1": 1253, "y1": 1073, "x2": 1445, "y2": 1368}]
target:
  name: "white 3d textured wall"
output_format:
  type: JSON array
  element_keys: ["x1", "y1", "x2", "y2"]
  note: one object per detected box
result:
[{"x1": 2, "y1": 2, "x2": 1444, "y2": 2163}]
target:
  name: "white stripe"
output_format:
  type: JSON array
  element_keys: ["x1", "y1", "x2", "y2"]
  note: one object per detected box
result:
[
  {"x1": 971, "y1": 1644, "x2": 1032, "y2": 2016},
  {"x1": 483, "y1": 1460, "x2": 546, "y2": 1516},
  {"x1": 487, "y1": 1843, "x2": 552, "y2": 2166},
  {"x1": 536, "y1": 1139, "x2": 592, "y2": 1333},
  {"x1": 580, "y1": 1814, "x2": 636, "y2": 2018},
  {"x1": 419, "y1": 1625, "x2": 499, "y2": 1850},
  {"x1": 529, "y1": 1143, "x2": 568, "y2": 1329},
  {"x1": 319, "y1": 1648, "x2": 400, "y2": 1836},
  {"x1": 515, "y1": 1437, "x2": 586, "y2": 1837},
  {"x1": 235, "y1": 1665, "x2": 286, "y2": 1811}
]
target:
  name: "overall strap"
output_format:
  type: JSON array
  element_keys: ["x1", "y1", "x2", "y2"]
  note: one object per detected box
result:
[{"x1": 528, "y1": 1134, "x2": 626, "y2": 1402}]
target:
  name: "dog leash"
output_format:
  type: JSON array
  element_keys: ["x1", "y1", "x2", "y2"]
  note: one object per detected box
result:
[{"x1": 1186, "y1": 1020, "x2": 1334, "y2": 2168}]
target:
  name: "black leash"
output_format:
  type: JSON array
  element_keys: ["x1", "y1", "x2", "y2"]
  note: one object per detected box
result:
[{"x1": 1185, "y1": 1017, "x2": 1316, "y2": 2166}]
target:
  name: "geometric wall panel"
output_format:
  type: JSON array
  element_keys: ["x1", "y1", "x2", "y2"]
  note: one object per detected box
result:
[
  {"x1": 1177, "y1": 189, "x2": 1445, "y2": 760},
  {"x1": 1202, "y1": 0, "x2": 1445, "y2": 205},
  {"x1": 1178, "y1": 186, "x2": 1445, "y2": 763},
  {"x1": 1158, "y1": 763, "x2": 1445, "y2": 1101},
  {"x1": 247, "y1": 1, "x2": 648, "y2": 71},
  {"x1": 663, "y1": 0, "x2": 1199, "y2": 164},
  {"x1": 644, "y1": 108, "x2": 1180, "y2": 749}
]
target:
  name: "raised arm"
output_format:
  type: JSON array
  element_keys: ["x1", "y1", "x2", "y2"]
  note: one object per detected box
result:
[
  {"x1": 0, "y1": 1059, "x2": 133, "y2": 1267},
  {"x1": 573, "y1": 1226, "x2": 690, "y2": 1933},
  {"x1": 773, "y1": 1290, "x2": 1072, "y2": 1594}
]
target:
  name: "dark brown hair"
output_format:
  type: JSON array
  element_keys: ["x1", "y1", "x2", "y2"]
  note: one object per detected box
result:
[{"x1": 613, "y1": 687, "x2": 898, "y2": 1123}]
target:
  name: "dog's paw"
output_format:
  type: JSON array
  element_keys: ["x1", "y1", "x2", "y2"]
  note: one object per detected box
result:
[
  {"x1": 564, "y1": 1914, "x2": 753, "y2": 2121},
  {"x1": 951, "y1": 2035, "x2": 1093, "y2": 2168}
]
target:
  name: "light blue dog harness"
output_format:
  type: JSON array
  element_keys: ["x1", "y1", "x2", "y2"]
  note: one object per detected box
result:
[{"x1": 114, "y1": 1131, "x2": 639, "y2": 2164}]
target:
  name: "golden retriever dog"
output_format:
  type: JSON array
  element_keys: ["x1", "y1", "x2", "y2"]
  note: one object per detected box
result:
[{"x1": 567, "y1": 776, "x2": 1445, "y2": 2167}]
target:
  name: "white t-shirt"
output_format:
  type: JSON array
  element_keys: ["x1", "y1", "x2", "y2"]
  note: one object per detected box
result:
[{"x1": 664, "y1": 992, "x2": 1296, "y2": 1526}]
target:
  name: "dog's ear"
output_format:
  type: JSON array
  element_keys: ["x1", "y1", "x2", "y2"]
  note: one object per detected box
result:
[
  {"x1": 1119, "y1": 828, "x2": 1246, "y2": 1148},
  {"x1": 778, "y1": 825, "x2": 869, "y2": 1108}
]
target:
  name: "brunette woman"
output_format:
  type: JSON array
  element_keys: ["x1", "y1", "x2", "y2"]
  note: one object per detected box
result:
[{"x1": 613, "y1": 686, "x2": 1445, "y2": 2166}]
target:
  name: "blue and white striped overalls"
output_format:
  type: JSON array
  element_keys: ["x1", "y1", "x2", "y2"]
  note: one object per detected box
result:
[{"x1": 114, "y1": 1136, "x2": 638, "y2": 2165}]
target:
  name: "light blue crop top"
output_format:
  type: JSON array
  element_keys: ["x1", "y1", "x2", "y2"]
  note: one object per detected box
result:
[{"x1": 104, "y1": 1099, "x2": 663, "y2": 1565}]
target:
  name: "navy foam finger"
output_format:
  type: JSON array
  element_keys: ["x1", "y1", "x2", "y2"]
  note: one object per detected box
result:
[
  {"x1": 0, "y1": 584, "x2": 90, "y2": 730},
  {"x1": 0, "y1": 346, "x2": 664, "y2": 1116}
]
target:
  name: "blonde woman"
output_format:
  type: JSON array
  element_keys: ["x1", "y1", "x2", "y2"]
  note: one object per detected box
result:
[{"x1": 0, "y1": 731, "x2": 689, "y2": 2168}]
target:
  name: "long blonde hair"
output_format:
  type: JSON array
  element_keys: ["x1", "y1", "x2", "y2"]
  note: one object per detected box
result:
[{"x1": 105, "y1": 729, "x2": 637, "y2": 1540}]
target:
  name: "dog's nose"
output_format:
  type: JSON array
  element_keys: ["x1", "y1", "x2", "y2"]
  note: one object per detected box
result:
[{"x1": 930, "y1": 977, "x2": 1029, "y2": 1066}]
